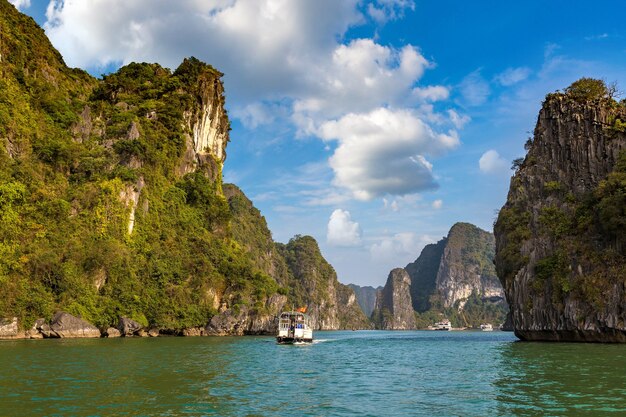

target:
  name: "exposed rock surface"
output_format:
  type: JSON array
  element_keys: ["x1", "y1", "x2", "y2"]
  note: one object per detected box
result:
[
  {"x1": 435, "y1": 223, "x2": 504, "y2": 309},
  {"x1": 371, "y1": 269, "x2": 417, "y2": 330},
  {"x1": 49, "y1": 312, "x2": 101, "y2": 338},
  {"x1": 348, "y1": 284, "x2": 381, "y2": 317},
  {"x1": 405, "y1": 240, "x2": 446, "y2": 312},
  {"x1": 277, "y1": 236, "x2": 370, "y2": 330},
  {"x1": 495, "y1": 87, "x2": 626, "y2": 342},
  {"x1": 372, "y1": 222, "x2": 507, "y2": 329},
  {"x1": 104, "y1": 327, "x2": 121, "y2": 338},
  {"x1": 118, "y1": 317, "x2": 143, "y2": 337},
  {"x1": 0, "y1": 317, "x2": 19, "y2": 338}
]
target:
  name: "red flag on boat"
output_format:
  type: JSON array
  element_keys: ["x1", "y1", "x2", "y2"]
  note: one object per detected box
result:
[{"x1": 296, "y1": 306, "x2": 307, "y2": 313}]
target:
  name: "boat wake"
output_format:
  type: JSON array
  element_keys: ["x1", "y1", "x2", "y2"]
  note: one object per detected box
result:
[{"x1": 312, "y1": 339, "x2": 329, "y2": 344}]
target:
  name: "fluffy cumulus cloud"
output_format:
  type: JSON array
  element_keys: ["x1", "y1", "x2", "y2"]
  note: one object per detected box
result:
[
  {"x1": 44, "y1": 0, "x2": 362, "y2": 101},
  {"x1": 479, "y1": 150, "x2": 509, "y2": 174},
  {"x1": 327, "y1": 209, "x2": 362, "y2": 246},
  {"x1": 8, "y1": 0, "x2": 30, "y2": 10},
  {"x1": 370, "y1": 233, "x2": 432, "y2": 262},
  {"x1": 319, "y1": 108, "x2": 459, "y2": 200},
  {"x1": 43, "y1": 0, "x2": 462, "y2": 201}
]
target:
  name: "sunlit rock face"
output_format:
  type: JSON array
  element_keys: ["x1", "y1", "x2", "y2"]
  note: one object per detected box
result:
[
  {"x1": 372, "y1": 268, "x2": 417, "y2": 330},
  {"x1": 435, "y1": 223, "x2": 504, "y2": 309}
]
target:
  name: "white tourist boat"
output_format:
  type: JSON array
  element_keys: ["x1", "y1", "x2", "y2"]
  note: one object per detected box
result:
[
  {"x1": 434, "y1": 319, "x2": 452, "y2": 331},
  {"x1": 480, "y1": 323, "x2": 493, "y2": 332},
  {"x1": 276, "y1": 311, "x2": 313, "y2": 344}
]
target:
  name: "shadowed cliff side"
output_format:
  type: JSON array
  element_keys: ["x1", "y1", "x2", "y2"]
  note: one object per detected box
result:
[{"x1": 495, "y1": 78, "x2": 626, "y2": 342}]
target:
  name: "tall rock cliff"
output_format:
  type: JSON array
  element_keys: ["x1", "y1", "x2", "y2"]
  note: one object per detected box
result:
[
  {"x1": 495, "y1": 79, "x2": 626, "y2": 342},
  {"x1": 405, "y1": 239, "x2": 446, "y2": 312},
  {"x1": 371, "y1": 269, "x2": 417, "y2": 330},
  {"x1": 0, "y1": 1, "x2": 363, "y2": 336},
  {"x1": 435, "y1": 223, "x2": 504, "y2": 309},
  {"x1": 277, "y1": 236, "x2": 369, "y2": 330},
  {"x1": 372, "y1": 222, "x2": 506, "y2": 329},
  {"x1": 348, "y1": 284, "x2": 381, "y2": 317}
]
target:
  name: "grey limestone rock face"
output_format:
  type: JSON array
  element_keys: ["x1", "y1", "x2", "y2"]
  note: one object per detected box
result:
[
  {"x1": 372, "y1": 268, "x2": 417, "y2": 330},
  {"x1": 117, "y1": 317, "x2": 143, "y2": 337},
  {"x1": 49, "y1": 312, "x2": 101, "y2": 338},
  {"x1": 495, "y1": 94, "x2": 626, "y2": 342}
]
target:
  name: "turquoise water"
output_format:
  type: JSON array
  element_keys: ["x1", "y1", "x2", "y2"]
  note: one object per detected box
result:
[{"x1": 0, "y1": 331, "x2": 625, "y2": 416}]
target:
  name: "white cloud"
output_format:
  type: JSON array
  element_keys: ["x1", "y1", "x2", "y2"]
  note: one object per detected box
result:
[
  {"x1": 8, "y1": 0, "x2": 30, "y2": 10},
  {"x1": 447, "y1": 109, "x2": 470, "y2": 129},
  {"x1": 293, "y1": 39, "x2": 432, "y2": 129},
  {"x1": 44, "y1": 0, "x2": 363, "y2": 101},
  {"x1": 327, "y1": 209, "x2": 362, "y2": 247},
  {"x1": 318, "y1": 108, "x2": 459, "y2": 200},
  {"x1": 43, "y1": 0, "x2": 462, "y2": 204},
  {"x1": 370, "y1": 232, "x2": 432, "y2": 262},
  {"x1": 432, "y1": 199, "x2": 443, "y2": 209},
  {"x1": 412, "y1": 85, "x2": 450, "y2": 102},
  {"x1": 459, "y1": 69, "x2": 490, "y2": 106},
  {"x1": 479, "y1": 150, "x2": 509, "y2": 174},
  {"x1": 494, "y1": 67, "x2": 531, "y2": 86},
  {"x1": 367, "y1": 0, "x2": 415, "y2": 24}
]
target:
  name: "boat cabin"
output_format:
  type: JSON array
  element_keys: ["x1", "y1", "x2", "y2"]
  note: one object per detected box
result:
[{"x1": 276, "y1": 311, "x2": 313, "y2": 344}]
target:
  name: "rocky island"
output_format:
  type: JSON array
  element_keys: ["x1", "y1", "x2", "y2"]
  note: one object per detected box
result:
[
  {"x1": 0, "y1": 0, "x2": 366, "y2": 338},
  {"x1": 368, "y1": 223, "x2": 507, "y2": 329},
  {"x1": 495, "y1": 78, "x2": 626, "y2": 342}
]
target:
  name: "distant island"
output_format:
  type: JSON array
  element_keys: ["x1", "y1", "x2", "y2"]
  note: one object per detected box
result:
[{"x1": 351, "y1": 222, "x2": 508, "y2": 330}]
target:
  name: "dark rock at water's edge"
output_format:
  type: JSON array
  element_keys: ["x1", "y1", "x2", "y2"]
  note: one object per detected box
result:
[
  {"x1": 494, "y1": 79, "x2": 626, "y2": 342},
  {"x1": 118, "y1": 317, "x2": 144, "y2": 337},
  {"x1": 500, "y1": 312, "x2": 514, "y2": 332}
]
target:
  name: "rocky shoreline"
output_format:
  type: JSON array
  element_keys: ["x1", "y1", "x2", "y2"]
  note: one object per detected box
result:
[{"x1": 0, "y1": 312, "x2": 281, "y2": 340}]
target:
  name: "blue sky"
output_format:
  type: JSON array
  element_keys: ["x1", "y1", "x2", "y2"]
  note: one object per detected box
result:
[{"x1": 13, "y1": 0, "x2": 626, "y2": 286}]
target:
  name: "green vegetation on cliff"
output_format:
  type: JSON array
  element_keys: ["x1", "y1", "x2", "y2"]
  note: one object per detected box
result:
[
  {"x1": 495, "y1": 78, "x2": 626, "y2": 341},
  {"x1": 0, "y1": 2, "x2": 325, "y2": 332}
]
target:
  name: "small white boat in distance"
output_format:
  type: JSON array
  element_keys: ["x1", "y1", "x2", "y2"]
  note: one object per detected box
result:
[
  {"x1": 276, "y1": 311, "x2": 313, "y2": 344},
  {"x1": 480, "y1": 323, "x2": 493, "y2": 332},
  {"x1": 434, "y1": 319, "x2": 452, "y2": 331}
]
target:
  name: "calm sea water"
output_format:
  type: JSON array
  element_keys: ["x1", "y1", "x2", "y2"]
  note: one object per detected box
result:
[{"x1": 0, "y1": 331, "x2": 625, "y2": 416}]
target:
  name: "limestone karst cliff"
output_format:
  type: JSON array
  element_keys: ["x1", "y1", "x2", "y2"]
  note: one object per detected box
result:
[
  {"x1": 225, "y1": 185, "x2": 368, "y2": 330},
  {"x1": 371, "y1": 223, "x2": 507, "y2": 329},
  {"x1": 495, "y1": 79, "x2": 626, "y2": 342},
  {"x1": 276, "y1": 236, "x2": 369, "y2": 330},
  {"x1": 0, "y1": 0, "x2": 363, "y2": 336},
  {"x1": 348, "y1": 284, "x2": 380, "y2": 317},
  {"x1": 371, "y1": 269, "x2": 417, "y2": 330},
  {"x1": 435, "y1": 223, "x2": 504, "y2": 310}
]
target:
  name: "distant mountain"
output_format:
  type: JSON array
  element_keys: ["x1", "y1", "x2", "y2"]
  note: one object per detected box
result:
[
  {"x1": 372, "y1": 222, "x2": 507, "y2": 330},
  {"x1": 371, "y1": 269, "x2": 416, "y2": 330},
  {"x1": 348, "y1": 284, "x2": 381, "y2": 317},
  {"x1": 276, "y1": 236, "x2": 370, "y2": 330}
]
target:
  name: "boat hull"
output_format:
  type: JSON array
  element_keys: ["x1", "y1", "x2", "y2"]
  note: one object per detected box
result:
[{"x1": 276, "y1": 336, "x2": 313, "y2": 345}]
